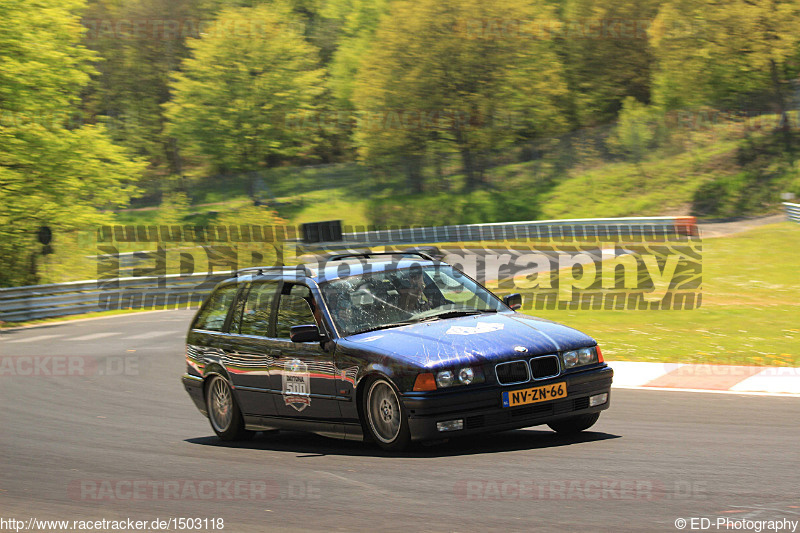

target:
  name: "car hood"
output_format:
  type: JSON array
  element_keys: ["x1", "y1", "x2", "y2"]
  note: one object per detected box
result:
[{"x1": 338, "y1": 312, "x2": 595, "y2": 370}]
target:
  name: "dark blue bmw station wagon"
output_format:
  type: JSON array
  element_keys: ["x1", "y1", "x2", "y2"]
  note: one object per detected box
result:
[{"x1": 182, "y1": 253, "x2": 613, "y2": 450}]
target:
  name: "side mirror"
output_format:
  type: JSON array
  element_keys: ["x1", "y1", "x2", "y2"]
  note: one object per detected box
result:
[
  {"x1": 290, "y1": 324, "x2": 324, "y2": 343},
  {"x1": 503, "y1": 293, "x2": 522, "y2": 311}
]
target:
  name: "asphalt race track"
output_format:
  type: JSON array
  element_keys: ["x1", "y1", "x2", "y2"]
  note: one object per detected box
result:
[{"x1": 1, "y1": 311, "x2": 798, "y2": 532}]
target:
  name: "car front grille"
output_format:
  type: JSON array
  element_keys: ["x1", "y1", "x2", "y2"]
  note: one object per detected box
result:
[
  {"x1": 494, "y1": 360, "x2": 530, "y2": 385},
  {"x1": 495, "y1": 354, "x2": 563, "y2": 385},
  {"x1": 530, "y1": 355, "x2": 560, "y2": 380}
]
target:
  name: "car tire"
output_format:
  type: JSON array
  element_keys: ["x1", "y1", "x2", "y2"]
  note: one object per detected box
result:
[
  {"x1": 547, "y1": 412, "x2": 600, "y2": 435},
  {"x1": 363, "y1": 378, "x2": 411, "y2": 451},
  {"x1": 205, "y1": 375, "x2": 253, "y2": 441}
]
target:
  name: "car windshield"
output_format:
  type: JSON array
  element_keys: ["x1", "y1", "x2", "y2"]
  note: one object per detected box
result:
[{"x1": 320, "y1": 265, "x2": 507, "y2": 336}]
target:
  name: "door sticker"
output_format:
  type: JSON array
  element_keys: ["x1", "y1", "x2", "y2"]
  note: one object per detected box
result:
[{"x1": 283, "y1": 359, "x2": 311, "y2": 411}]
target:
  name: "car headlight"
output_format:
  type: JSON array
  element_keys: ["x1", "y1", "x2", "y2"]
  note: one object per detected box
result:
[
  {"x1": 430, "y1": 367, "x2": 485, "y2": 389},
  {"x1": 578, "y1": 347, "x2": 595, "y2": 364},
  {"x1": 436, "y1": 370, "x2": 455, "y2": 388},
  {"x1": 562, "y1": 346, "x2": 599, "y2": 369}
]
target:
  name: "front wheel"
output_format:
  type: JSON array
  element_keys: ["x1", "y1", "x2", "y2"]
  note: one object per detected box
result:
[
  {"x1": 364, "y1": 378, "x2": 411, "y2": 451},
  {"x1": 205, "y1": 375, "x2": 253, "y2": 441},
  {"x1": 547, "y1": 412, "x2": 600, "y2": 435}
]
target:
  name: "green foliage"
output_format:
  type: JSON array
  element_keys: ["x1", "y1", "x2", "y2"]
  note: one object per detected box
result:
[
  {"x1": 692, "y1": 130, "x2": 800, "y2": 217},
  {"x1": 0, "y1": 0, "x2": 145, "y2": 287},
  {"x1": 324, "y1": 0, "x2": 390, "y2": 107},
  {"x1": 367, "y1": 189, "x2": 544, "y2": 227},
  {"x1": 353, "y1": 0, "x2": 569, "y2": 192},
  {"x1": 560, "y1": 0, "x2": 661, "y2": 126},
  {"x1": 164, "y1": 5, "x2": 327, "y2": 175},
  {"x1": 609, "y1": 97, "x2": 662, "y2": 166},
  {"x1": 114, "y1": 118, "x2": 799, "y2": 230},
  {"x1": 6, "y1": 0, "x2": 800, "y2": 290},
  {"x1": 650, "y1": 0, "x2": 800, "y2": 113},
  {"x1": 215, "y1": 205, "x2": 286, "y2": 228},
  {"x1": 0, "y1": 0, "x2": 93, "y2": 116},
  {"x1": 158, "y1": 192, "x2": 191, "y2": 225},
  {"x1": 80, "y1": 0, "x2": 237, "y2": 189}
]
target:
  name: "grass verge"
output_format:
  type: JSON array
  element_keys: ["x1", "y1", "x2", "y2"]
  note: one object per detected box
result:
[{"x1": 524, "y1": 223, "x2": 800, "y2": 366}]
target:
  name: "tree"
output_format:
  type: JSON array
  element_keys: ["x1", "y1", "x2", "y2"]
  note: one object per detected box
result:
[
  {"x1": 323, "y1": 0, "x2": 391, "y2": 107},
  {"x1": 650, "y1": 0, "x2": 800, "y2": 126},
  {"x1": 0, "y1": 0, "x2": 144, "y2": 287},
  {"x1": 353, "y1": 0, "x2": 569, "y2": 192},
  {"x1": 559, "y1": 0, "x2": 662, "y2": 127},
  {"x1": 81, "y1": 0, "x2": 228, "y2": 183},
  {"x1": 164, "y1": 5, "x2": 326, "y2": 181},
  {"x1": 609, "y1": 97, "x2": 661, "y2": 182}
]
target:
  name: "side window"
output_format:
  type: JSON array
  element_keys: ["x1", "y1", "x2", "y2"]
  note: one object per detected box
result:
[
  {"x1": 275, "y1": 284, "x2": 317, "y2": 338},
  {"x1": 193, "y1": 285, "x2": 238, "y2": 332},
  {"x1": 240, "y1": 281, "x2": 279, "y2": 337}
]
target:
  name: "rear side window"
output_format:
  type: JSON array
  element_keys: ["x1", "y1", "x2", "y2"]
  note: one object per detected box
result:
[
  {"x1": 193, "y1": 285, "x2": 238, "y2": 332},
  {"x1": 240, "y1": 281, "x2": 279, "y2": 336},
  {"x1": 275, "y1": 284, "x2": 317, "y2": 338}
]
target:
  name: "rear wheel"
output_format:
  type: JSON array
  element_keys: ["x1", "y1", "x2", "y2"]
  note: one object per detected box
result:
[
  {"x1": 547, "y1": 412, "x2": 600, "y2": 435},
  {"x1": 205, "y1": 375, "x2": 253, "y2": 441},
  {"x1": 364, "y1": 378, "x2": 411, "y2": 451}
]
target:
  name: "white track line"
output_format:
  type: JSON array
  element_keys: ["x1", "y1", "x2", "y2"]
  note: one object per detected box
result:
[
  {"x1": 3, "y1": 334, "x2": 65, "y2": 344},
  {"x1": 67, "y1": 332, "x2": 119, "y2": 341},
  {"x1": 122, "y1": 331, "x2": 179, "y2": 340},
  {"x1": 611, "y1": 385, "x2": 800, "y2": 398},
  {"x1": 0, "y1": 309, "x2": 192, "y2": 332}
]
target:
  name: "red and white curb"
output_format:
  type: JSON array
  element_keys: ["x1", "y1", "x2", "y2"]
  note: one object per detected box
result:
[{"x1": 607, "y1": 361, "x2": 800, "y2": 396}]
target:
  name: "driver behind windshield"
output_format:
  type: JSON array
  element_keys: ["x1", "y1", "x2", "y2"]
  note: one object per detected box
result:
[
  {"x1": 321, "y1": 265, "x2": 504, "y2": 336},
  {"x1": 398, "y1": 266, "x2": 432, "y2": 312},
  {"x1": 332, "y1": 293, "x2": 355, "y2": 332}
]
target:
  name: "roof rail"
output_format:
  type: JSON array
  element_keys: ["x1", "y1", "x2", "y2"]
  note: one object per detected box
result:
[
  {"x1": 328, "y1": 251, "x2": 435, "y2": 262},
  {"x1": 235, "y1": 265, "x2": 309, "y2": 277}
]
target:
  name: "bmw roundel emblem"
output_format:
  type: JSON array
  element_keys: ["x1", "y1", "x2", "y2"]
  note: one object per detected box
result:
[{"x1": 514, "y1": 346, "x2": 528, "y2": 353}]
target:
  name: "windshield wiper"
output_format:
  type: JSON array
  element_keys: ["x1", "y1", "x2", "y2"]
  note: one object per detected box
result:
[
  {"x1": 420, "y1": 309, "x2": 498, "y2": 322},
  {"x1": 350, "y1": 309, "x2": 499, "y2": 334},
  {"x1": 351, "y1": 322, "x2": 416, "y2": 335}
]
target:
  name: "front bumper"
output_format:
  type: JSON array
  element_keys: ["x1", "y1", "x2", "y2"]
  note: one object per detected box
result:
[{"x1": 402, "y1": 365, "x2": 613, "y2": 441}]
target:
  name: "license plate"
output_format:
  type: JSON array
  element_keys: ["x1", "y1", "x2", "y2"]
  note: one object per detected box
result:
[{"x1": 502, "y1": 382, "x2": 567, "y2": 407}]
